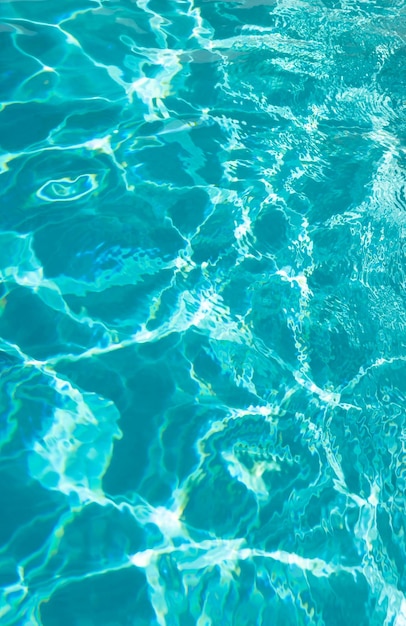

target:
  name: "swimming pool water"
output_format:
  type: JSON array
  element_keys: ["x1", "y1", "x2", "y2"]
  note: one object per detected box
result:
[{"x1": 1, "y1": 0, "x2": 406, "y2": 624}]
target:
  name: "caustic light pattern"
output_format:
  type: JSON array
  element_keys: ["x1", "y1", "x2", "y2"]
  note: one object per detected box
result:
[{"x1": 1, "y1": 0, "x2": 406, "y2": 624}]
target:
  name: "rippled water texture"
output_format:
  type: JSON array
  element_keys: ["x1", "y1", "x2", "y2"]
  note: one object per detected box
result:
[{"x1": 1, "y1": 0, "x2": 406, "y2": 624}]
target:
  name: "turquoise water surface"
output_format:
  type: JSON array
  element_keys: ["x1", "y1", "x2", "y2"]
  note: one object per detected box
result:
[{"x1": 1, "y1": 0, "x2": 406, "y2": 624}]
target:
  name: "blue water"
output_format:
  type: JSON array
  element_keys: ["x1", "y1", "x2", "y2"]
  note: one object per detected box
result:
[{"x1": 1, "y1": 0, "x2": 406, "y2": 624}]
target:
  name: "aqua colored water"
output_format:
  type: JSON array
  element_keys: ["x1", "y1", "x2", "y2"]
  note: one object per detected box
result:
[{"x1": 1, "y1": 0, "x2": 406, "y2": 624}]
